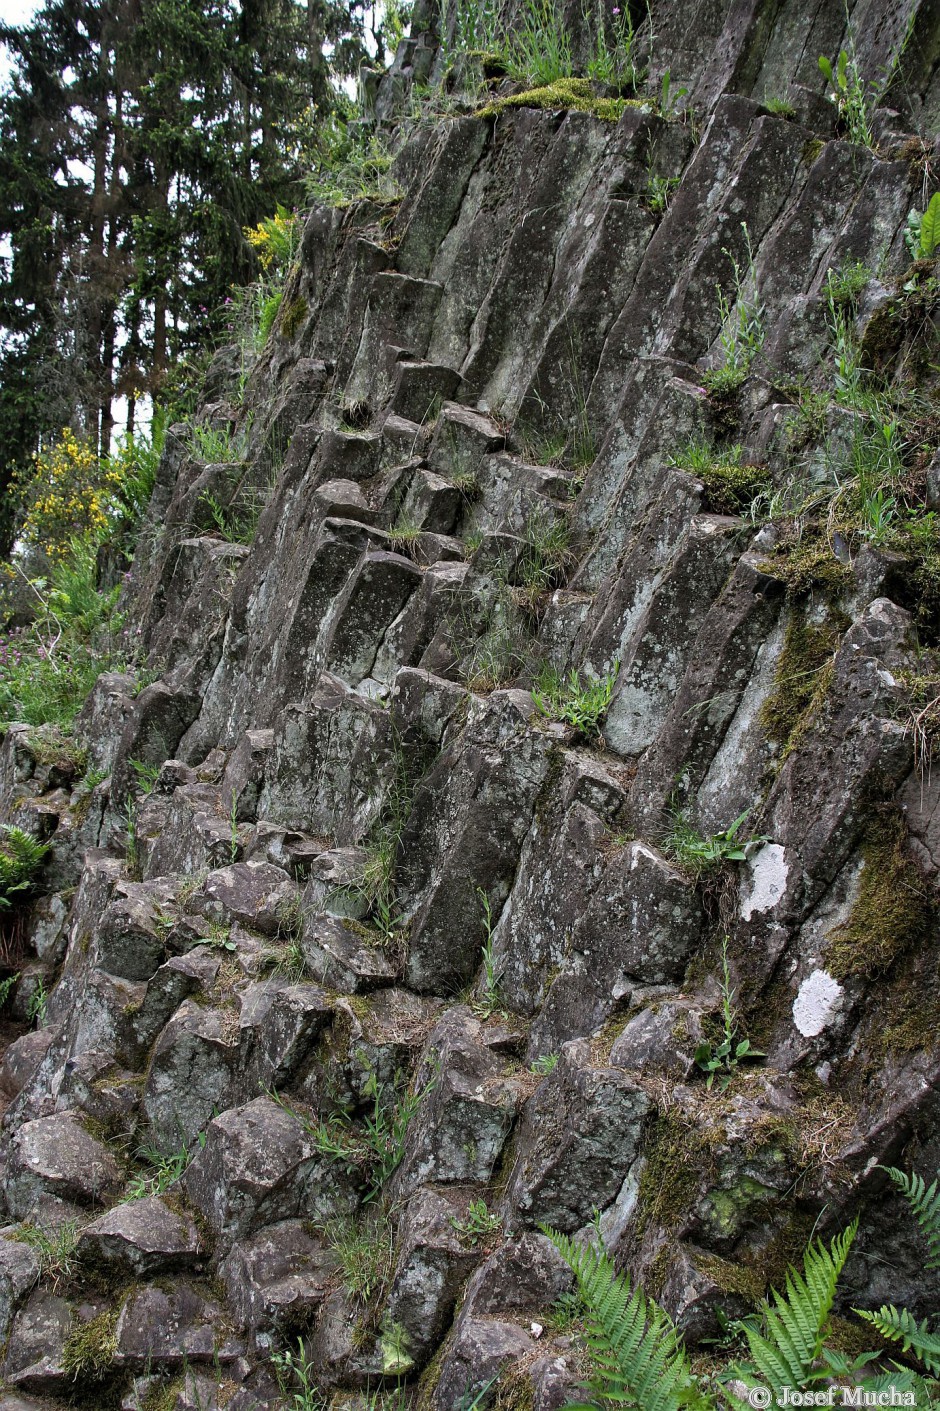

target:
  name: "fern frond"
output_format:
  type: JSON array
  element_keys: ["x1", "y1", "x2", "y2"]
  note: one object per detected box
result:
[
  {"x1": 732, "y1": 1221, "x2": 858, "y2": 1396},
  {"x1": 855, "y1": 1305, "x2": 940, "y2": 1376},
  {"x1": 544, "y1": 1227, "x2": 708, "y2": 1411},
  {"x1": 882, "y1": 1166, "x2": 940, "y2": 1270}
]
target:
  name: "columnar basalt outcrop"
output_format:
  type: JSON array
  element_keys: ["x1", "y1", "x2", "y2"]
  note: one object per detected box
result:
[{"x1": 1, "y1": 3, "x2": 939, "y2": 1407}]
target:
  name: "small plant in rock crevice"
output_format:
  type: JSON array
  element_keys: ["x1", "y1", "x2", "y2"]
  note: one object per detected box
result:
[
  {"x1": 272, "y1": 1337, "x2": 329, "y2": 1410},
  {"x1": 13, "y1": 1219, "x2": 81, "y2": 1293},
  {"x1": 25, "y1": 975, "x2": 47, "y2": 1027},
  {"x1": 667, "y1": 439, "x2": 770, "y2": 517},
  {"x1": 532, "y1": 660, "x2": 619, "y2": 739},
  {"x1": 693, "y1": 937, "x2": 764, "y2": 1089},
  {"x1": 514, "y1": 503, "x2": 573, "y2": 598},
  {"x1": 703, "y1": 222, "x2": 764, "y2": 395},
  {"x1": 318, "y1": 1209, "x2": 396, "y2": 1304},
  {"x1": 272, "y1": 1065, "x2": 435, "y2": 1203},
  {"x1": 449, "y1": 1198, "x2": 503, "y2": 1247},
  {"x1": 472, "y1": 887, "x2": 503, "y2": 1018},
  {"x1": 662, "y1": 806, "x2": 767, "y2": 878},
  {"x1": 905, "y1": 192, "x2": 940, "y2": 263},
  {"x1": 129, "y1": 757, "x2": 160, "y2": 795},
  {"x1": 122, "y1": 1135, "x2": 203, "y2": 1201},
  {"x1": 645, "y1": 170, "x2": 679, "y2": 214}
]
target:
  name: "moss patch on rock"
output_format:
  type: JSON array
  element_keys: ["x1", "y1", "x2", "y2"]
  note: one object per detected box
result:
[
  {"x1": 692, "y1": 1249, "x2": 765, "y2": 1304},
  {"x1": 758, "y1": 609, "x2": 844, "y2": 753},
  {"x1": 635, "y1": 1108, "x2": 722, "y2": 1238},
  {"x1": 62, "y1": 1306, "x2": 119, "y2": 1383},
  {"x1": 280, "y1": 296, "x2": 308, "y2": 340},
  {"x1": 478, "y1": 77, "x2": 645, "y2": 123},
  {"x1": 824, "y1": 811, "x2": 934, "y2": 981}
]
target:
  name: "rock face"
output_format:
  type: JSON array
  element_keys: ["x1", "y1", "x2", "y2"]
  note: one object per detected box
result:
[{"x1": 1, "y1": 3, "x2": 939, "y2": 1405}]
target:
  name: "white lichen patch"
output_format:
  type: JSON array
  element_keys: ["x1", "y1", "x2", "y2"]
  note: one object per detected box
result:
[
  {"x1": 740, "y1": 843, "x2": 788, "y2": 920},
  {"x1": 792, "y1": 969, "x2": 843, "y2": 1037}
]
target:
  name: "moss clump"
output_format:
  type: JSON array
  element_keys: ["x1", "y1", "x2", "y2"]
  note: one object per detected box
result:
[
  {"x1": 280, "y1": 297, "x2": 308, "y2": 339},
  {"x1": 758, "y1": 610, "x2": 843, "y2": 751},
  {"x1": 635, "y1": 1110, "x2": 721, "y2": 1238},
  {"x1": 692, "y1": 1250, "x2": 765, "y2": 1304},
  {"x1": 494, "y1": 1367, "x2": 537, "y2": 1410},
  {"x1": 759, "y1": 531, "x2": 853, "y2": 599},
  {"x1": 142, "y1": 1379, "x2": 185, "y2": 1411},
  {"x1": 478, "y1": 77, "x2": 645, "y2": 123},
  {"x1": 825, "y1": 812, "x2": 934, "y2": 981},
  {"x1": 698, "y1": 461, "x2": 770, "y2": 516},
  {"x1": 62, "y1": 1307, "x2": 119, "y2": 1382},
  {"x1": 26, "y1": 725, "x2": 88, "y2": 773}
]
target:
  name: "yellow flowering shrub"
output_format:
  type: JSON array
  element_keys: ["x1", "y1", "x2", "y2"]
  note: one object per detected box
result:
[
  {"x1": 243, "y1": 205, "x2": 300, "y2": 272},
  {"x1": 10, "y1": 428, "x2": 125, "y2": 560}
]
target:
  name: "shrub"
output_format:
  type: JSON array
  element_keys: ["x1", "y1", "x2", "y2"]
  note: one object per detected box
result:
[{"x1": 10, "y1": 428, "x2": 126, "y2": 561}]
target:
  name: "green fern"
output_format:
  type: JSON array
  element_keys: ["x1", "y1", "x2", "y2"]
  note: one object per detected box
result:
[
  {"x1": 881, "y1": 1166, "x2": 940, "y2": 1270},
  {"x1": 544, "y1": 1228, "x2": 706, "y2": 1411},
  {"x1": 0, "y1": 826, "x2": 49, "y2": 910},
  {"x1": 855, "y1": 1305, "x2": 940, "y2": 1375},
  {"x1": 729, "y1": 1221, "x2": 858, "y2": 1397}
]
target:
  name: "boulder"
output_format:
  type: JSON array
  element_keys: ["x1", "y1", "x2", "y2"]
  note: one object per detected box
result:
[{"x1": 77, "y1": 1197, "x2": 201, "y2": 1279}]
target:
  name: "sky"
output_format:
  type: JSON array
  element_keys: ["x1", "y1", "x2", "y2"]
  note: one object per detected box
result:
[{"x1": 0, "y1": 0, "x2": 41, "y2": 86}]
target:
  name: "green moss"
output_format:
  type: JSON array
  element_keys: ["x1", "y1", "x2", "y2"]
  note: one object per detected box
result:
[
  {"x1": 280, "y1": 296, "x2": 308, "y2": 339},
  {"x1": 825, "y1": 811, "x2": 934, "y2": 981},
  {"x1": 142, "y1": 1378, "x2": 185, "y2": 1411},
  {"x1": 26, "y1": 725, "x2": 88, "y2": 773},
  {"x1": 742, "y1": 1209, "x2": 816, "y2": 1292},
  {"x1": 692, "y1": 1250, "x2": 765, "y2": 1304},
  {"x1": 478, "y1": 77, "x2": 644, "y2": 123},
  {"x1": 697, "y1": 460, "x2": 770, "y2": 516},
  {"x1": 494, "y1": 1368, "x2": 537, "y2": 1410},
  {"x1": 635, "y1": 1110, "x2": 721, "y2": 1238},
  {"x1": 875, "y1": 950, "x2": 940, "y2": 1057},
  {"x1": 758, "y1": 610, "x2": 843, "y2": 752},
  {"x1": 62, "y1": 1306, "x2": 119, "y2": 1382},
  {"x1": 759, "y1": 533, "x2": 853, "y2": 599},
  {"x1": 700, "y1": 1176, "x2": 778, "y2": 1241}
]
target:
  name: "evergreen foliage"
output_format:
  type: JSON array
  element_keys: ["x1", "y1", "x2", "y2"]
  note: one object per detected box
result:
[{"x1": 0, "y1": 0, "x2": 375, "y2": 523}]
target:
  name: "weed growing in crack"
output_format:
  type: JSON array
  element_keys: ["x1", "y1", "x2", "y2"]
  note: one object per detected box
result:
[
  {"x1": 129, "y1": 758, "x2": 160, "y2": 795},
  {"x1": 668, "y1": 439, "x2": 771, "y2": 516},
  {"x1": 532, "y1": 660, "x2": 618, "y2": 738},
  {"x1": 449, "y1": 1198, "x2": 503, "y2": 1247},
  {"x1": 317, "y1": 1209, "x2": 396, "y2": 1303},
  {"x1": 905, "y1": 192, "x2": 940, "y2": 263},
  {"x1": 515, "y1": 503, "x2": 572, "y2": 596},
  {"x1": 272, "y1": 1066, "x2": 436, "y2": 1202},
  {"x1": 14, "y1": 1219, "x2": 81, "y2": 1293},
  {"x1": 693, "y1": 937, "x2": 765, "y2": 1089},
  {"x1": 123, "y1": 1134, "x2": 204, "y2": 1201},
  {"x1": 663, "y1": 807, "x2": 767, "y2": 878},
  {"x1": 340, "y1": 734, "x2": 418, "y2": 948},
  {"x1": 472, "y1": 887, "x2": 503, "y2": 1018},
  {"x1": 272, "y1": 1338, "x2": 329, "y2": 1410},
  {"x1": 26, "y1": 975, "x2": 47, "y2": 1027},
  {"x1": 703, "y1": 222, "x2": 764, "y2": 394},
  {"x1": 645, "y1": 170, "x2": 679, "y2": 214}
]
